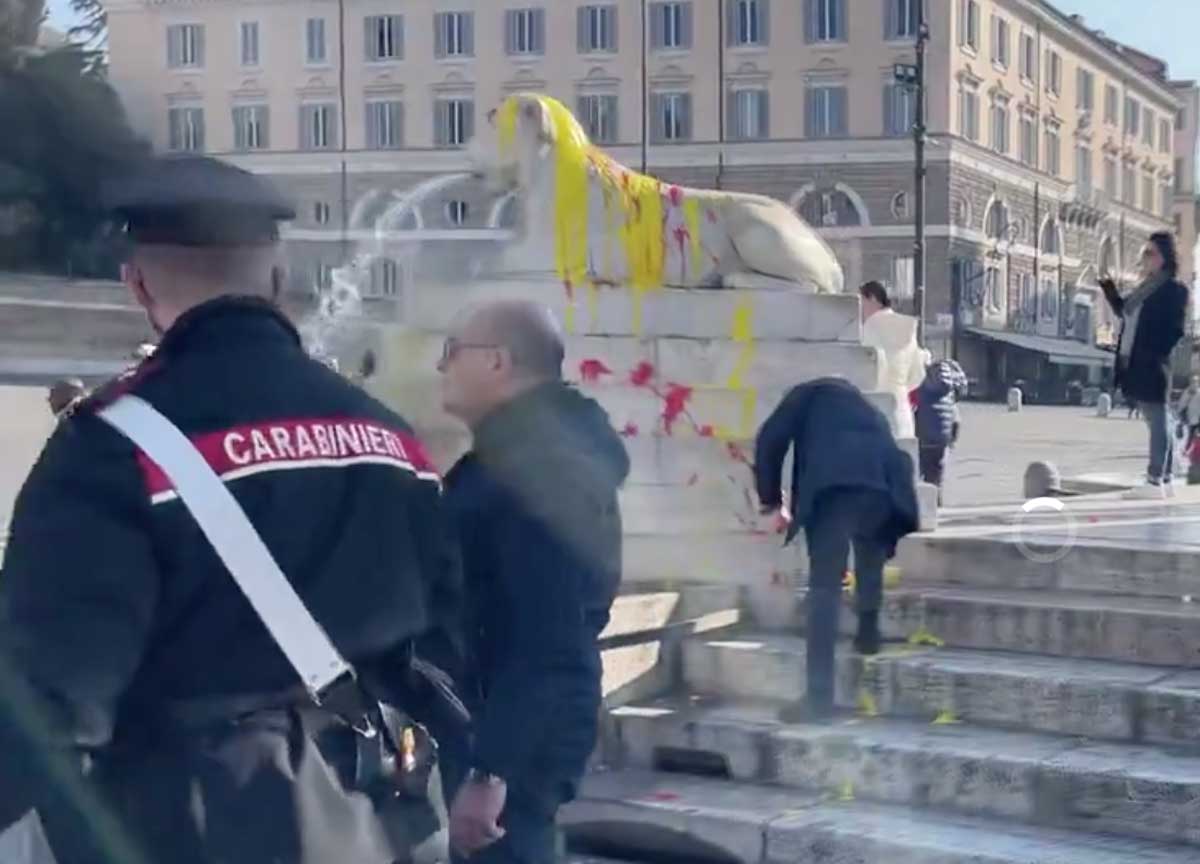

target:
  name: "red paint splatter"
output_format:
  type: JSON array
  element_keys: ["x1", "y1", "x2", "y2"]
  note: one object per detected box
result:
[
  {"x1": 630, "y1": 361, "x2": 656, "y2": 387},
  {"x1": 698, "y1": 424, "x2": 714, "y2": 438},
  {"x1": 668, "y1": 185, "x2": 683, "y2": 207},
  {"x1": 578, "y1": 358, "x2": 613, "y2": 382},
  {"x1": 661, "y1": 383, "x2": 694, "y2": 434},
  {"x1": 620, "y1": 422, "x2": 640, "y2": 437}
]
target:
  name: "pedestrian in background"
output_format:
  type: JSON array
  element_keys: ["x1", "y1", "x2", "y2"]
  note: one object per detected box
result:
[
  {"x1": 755, "y1": 377, "x2": 918, "y2": 723},
  {"x1": 46, "y1": 378, "x2": 86, "y2": 418},
  {"x1": 1176, "y1": 375, "x2": 1200, "y2": 448},
  {"x1": 1101, "y1": 231, "x2": 1189, "y2": 499},
  {"x1": 859, "y1": 281, "x2": 925, "y2": 439},
  {"x1": 914, "y1": 352, "x2": 968, "y2": 505},
  {"x1": 437, "y1": 301, "x2": 629, "y2": 864}
]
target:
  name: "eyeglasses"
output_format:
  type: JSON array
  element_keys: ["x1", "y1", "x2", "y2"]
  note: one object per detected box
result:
[{"x1": 439, "y1": 338, "x2": 501, "y2": 366}]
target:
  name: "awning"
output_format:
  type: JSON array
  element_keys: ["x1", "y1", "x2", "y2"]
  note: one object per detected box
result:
[{"x1": 965, "y1": 327, "x2": 1114, "y2": 366}]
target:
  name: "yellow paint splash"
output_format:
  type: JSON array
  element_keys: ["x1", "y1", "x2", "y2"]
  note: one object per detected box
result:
[
  {"x1": 837, "y1": 780, "x2": 855, "y2": 802},
  {"x1": 932, "y1": 710, "x2": 961, "y2": 726},
  {"x1": 857, "y1": 690, "x2": 879, "y2": 718},
  {"x1": 908, "y1": 627, "x2": 946, "y2": 648},
  {"x1": 497, "y1": 93, "x2": 670, "y2": 296}
]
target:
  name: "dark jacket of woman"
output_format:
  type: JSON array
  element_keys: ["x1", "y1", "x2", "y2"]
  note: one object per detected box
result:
[{"x1": 1102, "y1": 277, "x2": 1189, "y2": 404}]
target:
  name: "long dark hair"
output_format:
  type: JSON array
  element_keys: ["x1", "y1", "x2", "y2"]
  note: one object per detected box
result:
[
  {"x1": 859, "y1": 280, "x2": 892, "y2": 309},
  {"x1": 1148, "y1": 231, "x2": 1179, "y2": 279}
]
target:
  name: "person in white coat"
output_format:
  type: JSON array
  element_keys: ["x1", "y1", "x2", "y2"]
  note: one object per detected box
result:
[{"x1": 859, "y1": 281, "x2": 924, "y2": 439}]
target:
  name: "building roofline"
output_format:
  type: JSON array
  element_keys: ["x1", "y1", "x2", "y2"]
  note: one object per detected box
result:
[{"x1": 1030, "y1": 0, "x2": 1179, "y2": 104}]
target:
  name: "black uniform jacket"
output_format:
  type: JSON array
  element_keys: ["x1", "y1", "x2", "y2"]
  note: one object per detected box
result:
[
  {"x1": 443, "y1": 382, "x2": 629, "y2": 815},
  {"x1": 754, "y1": 377, "x2": 919, "y2": 554},
  {"x1": 0, "y1": 297, "x2": 461, "y2": 864}
]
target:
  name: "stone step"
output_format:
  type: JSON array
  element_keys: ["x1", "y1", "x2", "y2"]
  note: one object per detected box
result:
[
  {"x1": 564, "y1": 770, "x2": 1199, "y2": 864},
  {"x1": 682, "y1": 631, "x2": 1200, "y2": 746},
  {"x1": 896, "y1": 534, "x2": 1200, "y2": 601},
  {"x1": 395, "y1": 278, "x2": 862, "y2": 341},
  {"x1": 365, "y1": 326, "x2": 883, "y2": 393},
  {"x1": 604, "y1": 700, "x2": 1200, "y2": 847}
]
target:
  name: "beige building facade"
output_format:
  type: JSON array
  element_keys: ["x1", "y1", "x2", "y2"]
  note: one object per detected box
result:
[{"x1": 101, "y1": 0, "x2": 1198, "y2": 397}]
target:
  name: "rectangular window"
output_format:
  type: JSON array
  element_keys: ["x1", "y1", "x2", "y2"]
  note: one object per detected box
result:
[
  {"x1": 240, "y1": 21, "x2": 259, "y2": 66},
  {"x1": 1076, "y1": 68, "x2": 1094, "y2": 112},
  {"x1": 1123, "y1": 163, "x2": 1135, "y2": 205},
  {"x1": 729, "y1": 88, "x2": 769, "y2": 140},
  {"x1": 300, "y1": 104, "x2": 337, "y2": 150},
  {"x1": 651, "y1": 2, "x2": 692, "y2": 49},
  {"x1": 167, "y1": 106, "x2": 204, "y2": 151},
  {"x1": 434, "y1": 98, "x2": 474, "y2": 147},
  {"x1": 1142, "y1": 108, "x2": 1155, "y2": 146},
  {"x1": 1044, "y1": 49, "x2": 1061, "y2": 96},
  {"x1": 1076, "y1": 144, "x2": 1092, "y2": 193},
  {"x1": 1159, "y1": 117, "x2": 1172, "y2": 153},
  {"x1": 733, "y1": 0, "x2": 770, "y2": 46},
  {"x1": 883, "y1": 83, "x2": 916, "y2": 137},
  {"x1": 434, "y1": 12, "x2": 474, "y2": 58},
  {"x1": 805, "y1": 85, "x2": 847, "y2": 138},
  {"x1": 1019, "y1": 113, "x2": 1036, "y2": 166},
  {"x1": 1176, "y1": 157, "x2": 1185, "y2": 192},
  {"x1": 166, "y1": 23, "x2": 204, "y2": 68},
  {"x1": 991, "y1": 16, "x2": 1009, "y2": 68},
  {"x1": 366, "y1": 100, "x2": 403, "y2": 149},
  {"x1": 232, "y1": 105, "x2": 268, "y2": 151},
  {"x1": 365, "y1": 15, "x2": 403, "y2": 61},
  {"x1": 577, "y1": 94, "x2": 619, "y2": 143},
  {"x1": 1142, "y1": 172, "x2": 1154, "y2": 212},
  {"x1": 1104, "y1": 84, "x2": 1118, "y2": 125},
  {"x1": 1104, "y1": 155, "x2": 1117, "y2": 197},
  {"x1": 959, "y1": 86, "x2": 979, "y2": 142},
  {"x1": 1044, "y1": 124, "x2": 1060, "y2": 175},
  {"x1": 1019, "y1": 31, "x2": 1036, "y2": 81},
  {"x1": 506, "y1": 8, "x2": 546, "y2": 55},
  {"x1": 306, "y1": 18, "x2": 327, "y2": 64},
  {"x1": 578, "y1": 5, "x2": 618, "y2": 53},
  {"x1": 958, "y1": 0, "x2": 980, "y2": 52},
  {"x1": 807, "y1": 0, "x2": 842, "y2": 44},
  {"x1": 892, "y1": 256, "x2": 915, "y2": 301},
  {"x1": 885, "y1": 0, "x2": 920, "y2": 40},
  {"x1": 652, "y1": 91, "x2": 692, "y2": 142},
  {"x1": 1125, "y1": 96, "x2": 1141, "y2": 136},
  {"x1": 990, "y1": 101, "x2": 1009, "y2": 155}
]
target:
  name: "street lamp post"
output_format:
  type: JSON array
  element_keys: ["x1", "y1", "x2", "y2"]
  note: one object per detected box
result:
[{"x1": 894, "y1": 2, "x2": 929, "y2": 344}]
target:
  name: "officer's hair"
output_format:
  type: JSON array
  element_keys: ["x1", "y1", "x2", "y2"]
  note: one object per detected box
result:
[
  {"x1": 132, "y1": 243, "x2": 284, "y2": 304},
  {"x1": 473, "y1": 300, "x2": 565, "y2": 380}
]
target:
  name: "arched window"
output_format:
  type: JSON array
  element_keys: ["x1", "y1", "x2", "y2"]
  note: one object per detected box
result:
[
  {"x1": 985, "y1": 199, "x2": 1009, "y2": 239},
  {"x1": 1041, "y1": 219, "x2": 1061, "y2": 256},
  {"x1": 797, "y1": 188, "x2": 864, "y2": 227}
]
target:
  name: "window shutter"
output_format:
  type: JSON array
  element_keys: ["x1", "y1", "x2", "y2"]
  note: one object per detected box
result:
[
  {"x1": 434, "y1": 15, "x2": 446, "y2": 58},
  {"x1": 194, "y1": 110, "x2": 205, "y2": 151},
  {"x1": 327, "y1": 105, "x2": 337, "y2": 148},
  {"x1": 759, "y1": 0, "x2": 770, "y2": 44},
  {"x1": 395, "y1": 16, "x2": 404, "y2": 59},
  {"x1": 680, "y1": 93, "x2": 693, "y2": 140},
  {"x1": 834, "y1": 87, "x2": 847, "y2": 135},
  {"x1": 650, "y1": 93, "x2": 663, "y2": 142},
  {"x1": 434, "y1": 102, "x2": 446, "y2": 147},
  {"x1": 884, "y1": 85, "x2": 897, "y2": 136},
  {"x1": 757, "y1": 89, "x2": 770, "y2": 138},
  {"x1": 609, "y1": 7, "x2": 618, "y2": 51},
  {"x1": 725, "y1": 0, "x2": 736, "y2": 46},
  {"x1": 804, "y1": 0, "x2": 816, "y2": 43},
  {"x1": 463, "y1": 14, "x2": 474, "y2": 55},
  {"x1": 957, "y1": 0, "x2": 966, "y2": 46},
  {"x1": 725, "y1": 88, "x2": 736, "y2": 139},
  {"x1": 649, "y1": 3, "x2": 662, "y2": 48},
  {"x1": 534, "y1": 9, "x2": 545, "y2": 53},
  {"x1": 258, "y1": 106, "x2": 270, "y2": 149},
  {"x1": 608, "y1": 95, "x2": 619, "y2": 142},
  {"x1": 804, "y1": 89, "x2": 815, "y2": 137},
  {"x1": 835, "y1": 0, "x2": 845, "y2": 40},
  {"x1": 193, "y1": 25, "x2": 205, "y2": 66},
  {"x1": 167, "y1": 27, "x2": 178, "y2": 67},
  {"x1": 299, "y1": 106, "x2": 310, "y2": 150},
  {"x1": 366, "y1": 103, "x2": 379, "y2": 148},
  {"x1": 884, "y1": 0, "x2": 896, "y2": 39},
  {"x1": 233, "y1": 107, "x2": 245, "y2": 150},
  {"x1": 463, "y1": 101, "x2": 475, "y2": 144},
  {"x1": 681, "y1": 2, "x2": 693, "y2": 47},
  {"x1": 577, "y1": 7, "x2": 588, "y2": 52}
]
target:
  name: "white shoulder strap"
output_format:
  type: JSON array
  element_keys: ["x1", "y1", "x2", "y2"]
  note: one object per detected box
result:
[{"x1": 98, "y1": 394, "x2": 351, "y2": 698}]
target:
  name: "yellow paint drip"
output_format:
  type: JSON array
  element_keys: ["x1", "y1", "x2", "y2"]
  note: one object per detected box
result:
[
  {"x1": 497, "y1": 93, "x2": 669, "y2": 295},
  {"x1": 837, "y1": 781, "x2": 855, "y2": 802},
  {"x1": 857, "y1": 689, "x2": 879, "y2": 718},
  {"x1": 932, "y1": 710, "x2": 961, "y2": 726},
  {"x1": 907, "y1": 627, "x2": 946, "y2": 648},
  {"x1": 683, "y1": 197, "x2": 703, "y2": 273}
]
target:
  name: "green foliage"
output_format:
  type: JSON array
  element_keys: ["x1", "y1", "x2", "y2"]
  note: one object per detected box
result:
[{"x1": 0, "y1": 45, "x2": 147, "y2": 276}]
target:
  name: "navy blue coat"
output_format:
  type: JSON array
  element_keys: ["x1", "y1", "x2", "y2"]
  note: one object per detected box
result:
[
  {"x1": 443, "y1": 382, "x2": 629, "y2": 815},
  {"x1": 1102, "y1": 277, "x2": 1189, "y2": 404},
  {"x1": 754, "y1": 378, "x2": 919, "y2": 554}
]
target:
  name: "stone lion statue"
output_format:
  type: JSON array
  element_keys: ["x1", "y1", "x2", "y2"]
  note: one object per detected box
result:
[{"x1": 468, "y1": 93, "x2": 844, "y2": 294}]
